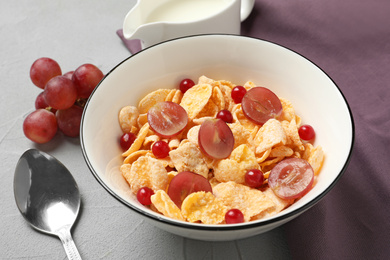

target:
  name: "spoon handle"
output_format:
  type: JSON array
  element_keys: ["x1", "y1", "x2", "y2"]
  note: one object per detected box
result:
[{"x1": 57, "y1": 227, "x2": 82, "y2": 260}]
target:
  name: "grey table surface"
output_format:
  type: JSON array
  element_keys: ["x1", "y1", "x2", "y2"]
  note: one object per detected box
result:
[{"x1": 0, "y1": 1, "x2": 291, "y2": 259}]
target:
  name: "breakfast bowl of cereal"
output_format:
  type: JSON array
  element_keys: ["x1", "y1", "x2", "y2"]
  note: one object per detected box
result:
[{"x1": 80, "y1": 34, "x2": 354, "y2": 241}]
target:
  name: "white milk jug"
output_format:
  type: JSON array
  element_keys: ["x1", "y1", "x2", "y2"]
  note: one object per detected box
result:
[{"x1": 122, "y1": 0, "x2": 243, "y2": 48}]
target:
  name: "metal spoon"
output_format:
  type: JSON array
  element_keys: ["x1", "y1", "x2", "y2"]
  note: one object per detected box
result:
[{"x1": 14, "y1": 149, "x2": 82, "y2": 260}]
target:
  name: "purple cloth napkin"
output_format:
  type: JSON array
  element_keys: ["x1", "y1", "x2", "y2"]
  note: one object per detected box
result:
[
  {"x1": 117, "y1": 1, "x2": 390, "y2": 258},
  {"x1": 116, "y1": 29, "x2": 142, "y2": 54},
  {"x1": 241, "y1": 1, "x2": 390, "y2": 259}
]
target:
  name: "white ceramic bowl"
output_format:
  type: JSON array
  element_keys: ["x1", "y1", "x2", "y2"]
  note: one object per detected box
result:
[{"x1": 81, "y1": 34, "x2": 354, "y2": 241}]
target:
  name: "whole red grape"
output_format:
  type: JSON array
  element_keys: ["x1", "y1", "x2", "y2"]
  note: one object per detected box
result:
[
  {"x1": 72, "y1": 64, "x2": 104, "y2": 99},
  {"x1": 23, "y1": 109, "x2": 58, "y2": 143},
  {"x1": 56, "y1": 105, "x2": 83, "y2": 137},
  {"x1": 30, "y1": 57, "x2": 62, "y2": 89}
]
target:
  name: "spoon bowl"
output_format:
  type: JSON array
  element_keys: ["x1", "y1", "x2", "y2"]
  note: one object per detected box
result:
[{"x1": 14, "y1": 149, "x2": 82, "y2": 260}]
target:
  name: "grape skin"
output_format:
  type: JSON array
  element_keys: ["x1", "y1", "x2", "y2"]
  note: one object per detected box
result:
[
  {"x1": 269, "y1": 158, "x2": 314, "y2": 199},
  {"x1": 147, "y1": 101, "x2": 188, "y2": 138},
  {"x1": 241, "y1": 87, "x2": 282, "y2": 125},
  {"x1": 167, "y1": 171, "x2": 212, "y2": 208},
  {"x1": 198, "y1": 119, "x2": 234, "y2": 159},
  {"x1": 56, "y1": 105, "x2": 83, "y2": 137},
  {"x1": 23, "y1": 109, "x2": 58, "y2": 143},
  {"x1": 30, "y1": 57, "x2": 62, "y2": 89},
  {"x1": 44, "y1": 76, "x2": 78, "y2": 110},
  {"x1": 72, "y1": 64, "x2": 104, "y2": 99}
]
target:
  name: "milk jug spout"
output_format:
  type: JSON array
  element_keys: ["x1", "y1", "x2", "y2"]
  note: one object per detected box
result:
[
  {"x1": 122, "y1": 0, "x2": 242, "y2": 49},
  {"x1": 122, "y1": 1, "x2": 164, "y2": 45}
]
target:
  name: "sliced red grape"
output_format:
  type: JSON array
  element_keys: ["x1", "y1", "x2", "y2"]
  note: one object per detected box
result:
[
  {"x1": 72, "y1": 63, "x2": 104, "y2": 99},
  {"x1": 198, "y1": 118, "x2": 234, "y2": 159},
  {"x1": 56, "y1": 105, "x2": 83, "y2": 137},
  {"x1": 167, "y1": 171, "x2": 212, "y2": 208},
  {"x1": 30, "y1": 57, "x2": 62, "y2": 89},
  {"x1": 147, "y1": 101, "x2": 188, "y2": 138},
  {"x1": 268, "y1": 158, "x2": 314, "y2": 199},
  {"x1": 44, "y1": 76, "x2": 78, "y2": 110},
  {"x1": 241, "y1": 87, "x2": 282, "y2": 125},
  {"x1": 23, "y1": 109, "x2": 58, "y2": 144}
]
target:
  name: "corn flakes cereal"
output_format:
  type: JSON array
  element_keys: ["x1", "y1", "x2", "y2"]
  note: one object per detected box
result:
[
  {"x1": 123, "y1": 150, "x2": 151, "y2": 164},
  {"x1": 214, "y1": 144, "x2": 259, "y2": 184},
  {"x1": 168, "y1": 138, "x2": 181, "y2": 149},
  {"x1": 181, "y1": 192, "x2": 227, "y2": 224},
  {"x1": 279, "y1": 97, "x2": 295, "y2": 122},
  {"x1": 165, "y1": 89, "x2": 177, "y2": 102},
  {"x1": 117, "y1": 75, "x2": 325, "y2": 225},
  {"x1": 196, "y1": 99, "x2": 219, "y2": 118},
  {"x1": 251, "y1": 187, "x2": 294, "y2": 220},
  {"x1": 138, "y1": 89, "x2": 172, "y2": 114},
  {"x1": 151, "y1": 190, "x2": 185, "y2": 221},
  {"x1": 231, "y1": 104, "x2": 258, "y2": 131},
  {"x1": 213, "y1": 182, "x2": 275, "y2": 222},
  {"x1": 143, "y1": 134, "x2": 160, "y2": 147},
  {"x1": 192, "y1": 117, "x2": 213, "y2": 125},
  {"x1": 212, "y1": 86, "x2": 225, "y2": 110},
  {"x1": 302, "y1": 143, "x2": 325, "y2": 175},
  {"x1": 122, "y1": 123, "x2": 150, "y2": 157},
  {"x1": 254, "y1": 119, "x2": 287, "y2": 154},
  {"x1": 218, "y1": 80, "x2": 235, "y2": 89},
  {"x1": 256, "y1": 149, "x2": 271, "y2": 164},
  {"x1": 172, "y1": 89, "x2": 183, "y2": 104},
  {"x1": 260, "y1": 156, "x2": 284, "y2": 168},
  {"x1": 180, "y1": 84, "x2": 212, "y2": 119},
  {"x1": 229, "y1": 122, "x2": 255, "y2": 150},
  {"x1": 269, "y1": 146, "x2": 294, "y2": 158},
  {"x1": 243, "y1": 81, "x2": 256, "y2": 90},
  {"x1": 186, "y1": 125, "x2": 200, "y2": 145},
  {"x1": 219, "y1": 84, "x2": 235, "y2": 111},
  {"x1": 137, "y1": 113, "x2": 148, "y2": 129},
  {"x1": 169, "y1": 141, "x2": 209, "y2": 178},
  {"x1": 281, "y1": 118, "x2": 304, "y2": 151},
  {"x1": 119, "y1": 106, "x2": 139, "y2": 134},
  {"x1": 198, "y1": 75, "x2": 214, "y2": 85},
  {"x1": 208, "y1": 177, "x2": 221, "y2": 188},
  {"x1": 121, "y1": 155, "x2": 168, "y2": 194}
]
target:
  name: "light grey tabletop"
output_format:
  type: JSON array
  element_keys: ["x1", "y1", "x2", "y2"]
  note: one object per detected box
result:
[{"x1": 0, "y1": 1, "x2": 291, "y2": 259}]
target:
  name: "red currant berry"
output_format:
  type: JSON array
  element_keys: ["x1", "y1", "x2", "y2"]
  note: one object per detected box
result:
[
  {"x1": 120, "y1": 132, "x2": 136, "y2": 151},
  {"x1": 245, "y1": 169, "x2": 264, "y2": 188},
  {"x1": 298, "y1": 124, "x2": 316, "y2": 141},
  {"x1": 216, "y1": 109, "x2": 233, "y2": 123},
  {"x1": 137, "y1": 187, "x2": 154, "y2": 206},
  {"x1": 231, "y1": 86, "x2": 246, "y2": 103},
  {"x1": 179, "y1": 78, "x2": 195, "y2": 93},
  {"x1": 152, "y1": 140, "x2": 170, "y2": 158},
  {"x1": 225, "y1": 209, "x2": 244, "y2": 224}
]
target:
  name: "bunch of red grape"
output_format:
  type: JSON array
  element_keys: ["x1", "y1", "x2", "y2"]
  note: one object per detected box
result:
[{"x1": 23, "y1": 57, "x2": 104, "y2": 144}]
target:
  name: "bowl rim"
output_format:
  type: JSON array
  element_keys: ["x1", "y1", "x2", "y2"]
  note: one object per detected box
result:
[{"x1": 80, "y1": 33, "x2": 355, "y2": 231}]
